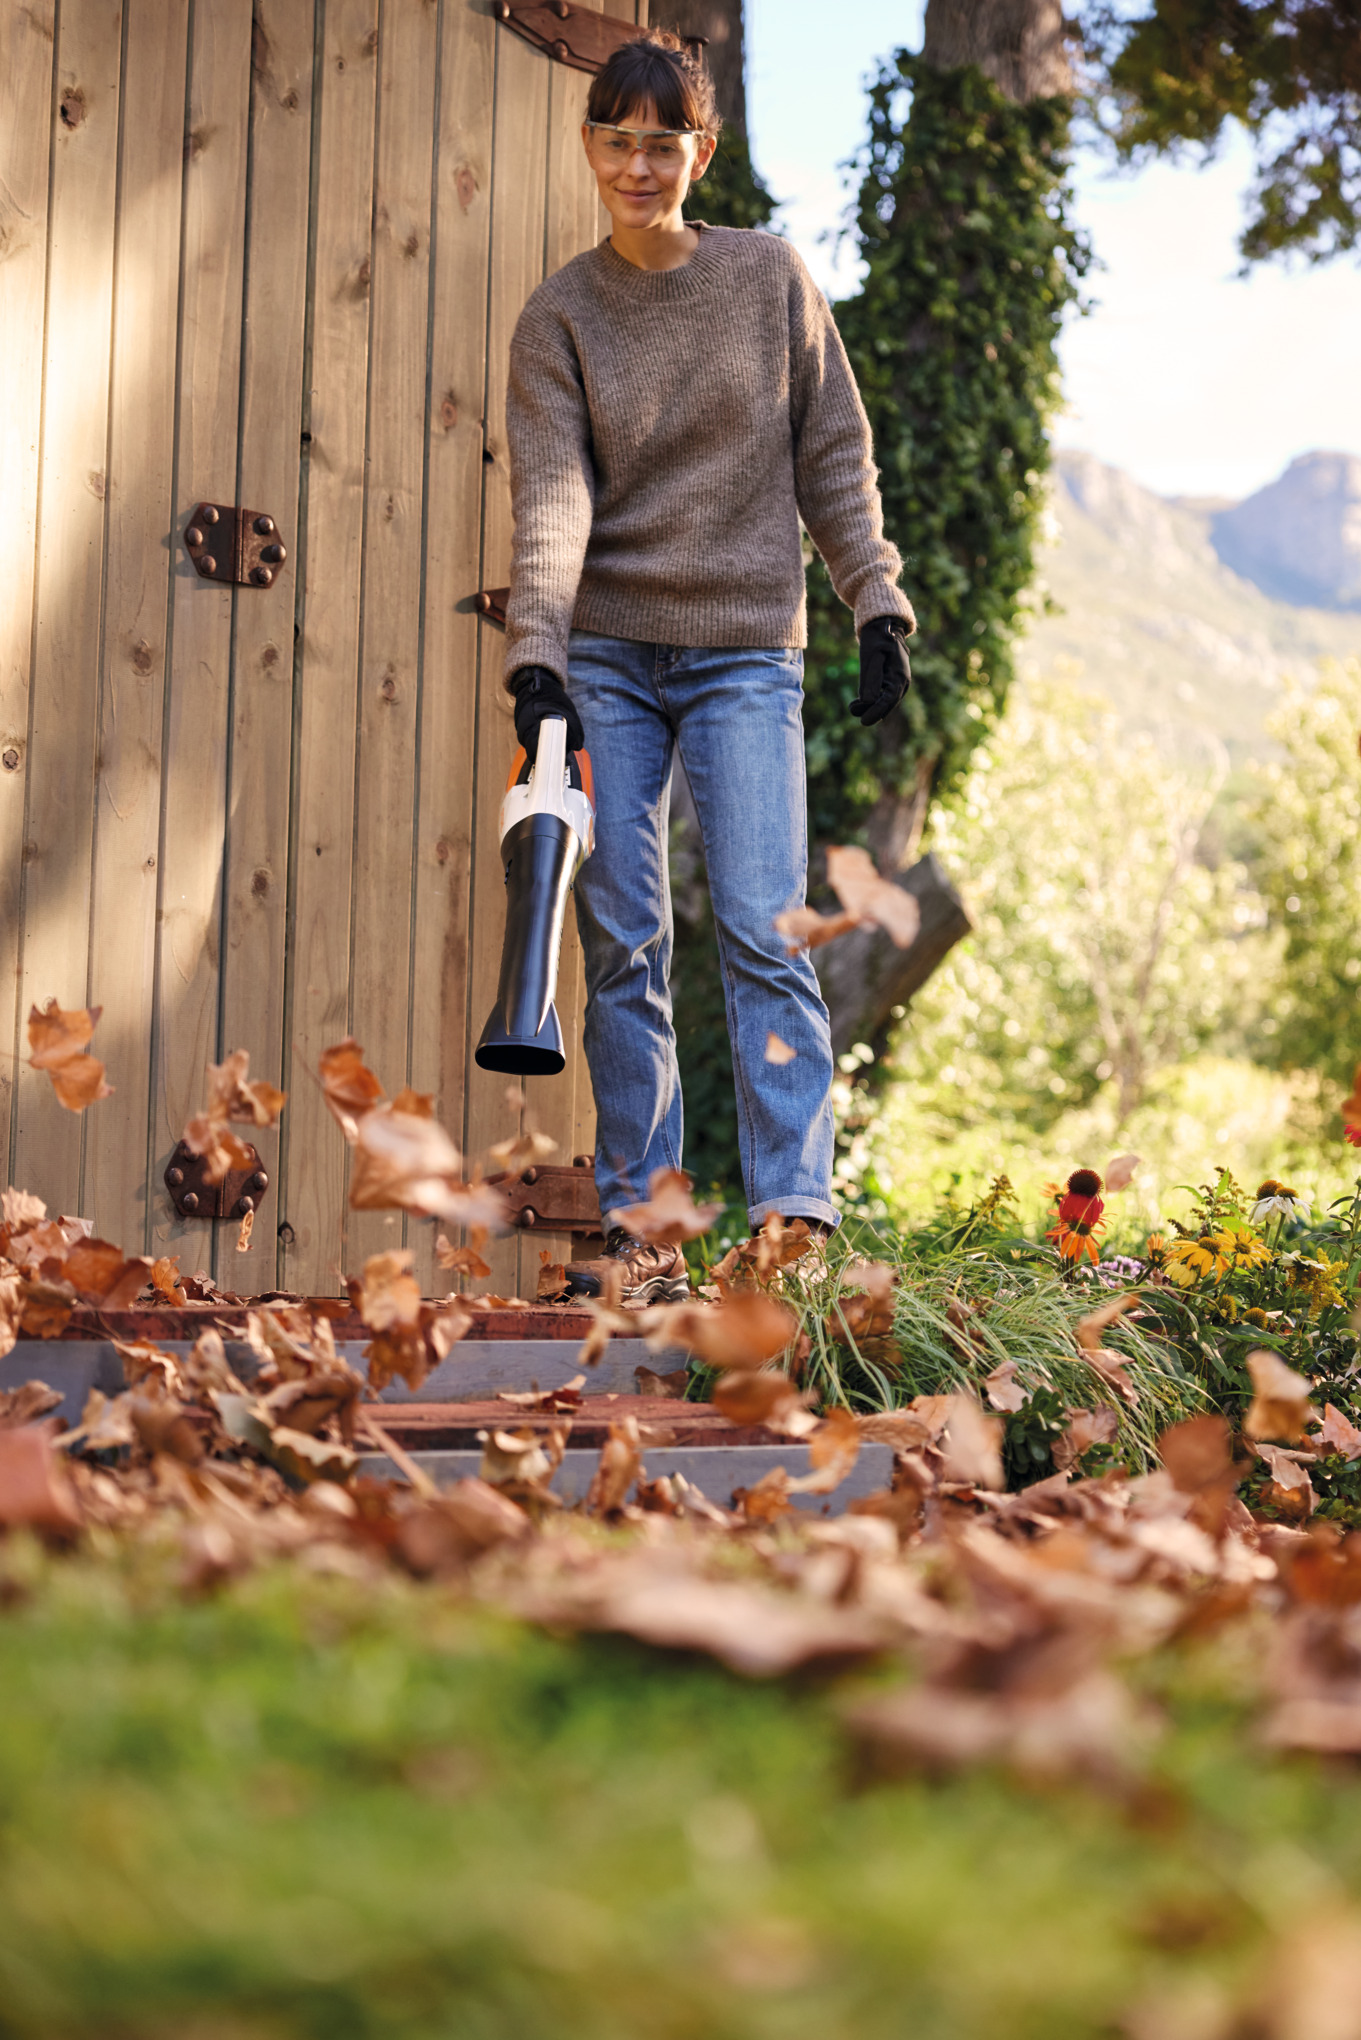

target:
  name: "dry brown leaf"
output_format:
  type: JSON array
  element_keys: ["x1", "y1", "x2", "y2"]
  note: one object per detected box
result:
[
  {"x1": 1053, "y1": 1404, "x2": 1120, "y2": 1474},
  {"x1": 825, "y1": 845, "x2": 921, "y2": 948},
  {"x1": 319, "y1": 1037, "x2": 386, "y2": 1140},
  {"x1": 349, "y1": 1104, "x2": 464, "y2": 1214},
  {"x1": 611, "y1": 1167, "x2": 721, "y2": 1246},
  {"x1": 62, "y1": 1238, "x2": 153, "y2": 1309},
  {"x1": 1245, "y1": 1348, "x2": 1316, "y2": 1443},
  {"x1": 938, "y1": 1394, "x2": 1004, "y2": 1490},
  {"x1": 765, "y1": 1032, "x2": 797, "y2": 1065},
  {"x1": 260, "y1": 1366, "x2": 362, "y2": 1442},
  {"x1": 0, "y1": 1425, "x2": 81, "y2": 1533},
  {"x1": 18, "y1": 1277, "x2": 75, "y2": 1340},
  {"x1": 27, "y1": 1000, "x2": 113, "y2": 1112},
  {"x1": 182, "y1": 1115, "x2": 257, "y2": 1186},
  {"x1": 712, "y1": 1369, "x2": 817, "y2": 1436},
  {"x1": 497, "y1": 1375, "x2": 585, "y2": 1415},
  {"x1": 149, "y1": 1255, "x2": 189, "y2": 1307},
  {"x1": 536, "y1": 1251, "x2": 569, "y2": 1302},
  {"x1": 578, "y1": 1302, "x2": 634, "y2": 1369},
  {"x1": 435, "y1": 1235, "x2": 492, "y2": 1280},
  {"x1": 1, "y1": 1188, "x2": 46, "y2": 1233},
  {"x1": 1255, "y1": 1441, "x2": 1317, "y2": 1518},
  {"x1": 983, "y1": 1358, "x2": 1028, "y2": 1414},
  {"x1": 201, "y1": 1049, "x2": 287, "y2": 1130},
  {"x1": 634, "y1": 1363, "x2": 691, "y2": 1399},
  {"x1": 1076, "y1": 1291, "x2": 1140, "y2": 1351},
  {"x1": 588, "y1": 1421, "x2": 642, "y2": 1515},
  {"x1": 641, "y1": 1290, "x2": 798, "y2": 1371},
  {"x1": 116, "y1": 1339, "x2": 181, "y2": 1395},
  {"x1": 356, "y1": 1249, "x2": 422, "y2": 1332},
  {"x1": 1317, "y1": 1402, "x2": 1361, "y2": 1461},
  {"x1": 236, "y1": 1208, "x2": 254, "y2": 1254},
  {"x1": 486, "y1": 1129, "x2": 557, "y2": 1177},
  {"x1": 734, "y1": 1464, "x2": 794, "y2": 1522},
  {"x1": 828, "y1": 1262, "x2": 897, "y2": 1343},
  {"x1": 713, "y1": 1216, "x2": 819, "y2": 1285},
  {"x1": 1083, "y1": 1348, "x2": 1140, "y2": 1409},
  {"x1": 790, "y1": 1404, "x2": 860, "y2": 1494},
  {"x1": 0, "y1": 1380, "x2": 63, "y2": 1429},
  {"x1": 773, "y1": 905, "x2": 861, "y2": 953},
  {"x1": 1103, "y1": 1153, "x2": 1141, "y2": 1192}
]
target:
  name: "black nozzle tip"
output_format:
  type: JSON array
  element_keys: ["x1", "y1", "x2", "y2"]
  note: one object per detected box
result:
[{"x1": 474, "y1": 1001, "x2": 565, "y2": 1077}]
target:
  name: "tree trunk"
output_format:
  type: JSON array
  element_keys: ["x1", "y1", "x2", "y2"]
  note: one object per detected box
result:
[
  {"x1": 921, "y1": 0, "x2": 1072, "y2": 102},
  {"x1": 649, "y1": 0, "x2": 748, "y2": 133}
]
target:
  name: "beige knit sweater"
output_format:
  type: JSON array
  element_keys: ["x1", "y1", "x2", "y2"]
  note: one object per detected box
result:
[{"x1": 503, "y1": 223, "x2": 914, "y2": 685}]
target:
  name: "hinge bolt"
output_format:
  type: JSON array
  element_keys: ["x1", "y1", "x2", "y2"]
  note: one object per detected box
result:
[
  {"x1": 521, "y1": 1207, "x2": 538, "y2": 1227},
  {"x1": 254, "y1": 515, "x2": 275, "y2": 536},
  {"x1": 251, "y1": 566, "x2": 273, "y2": 587},
  {"x1": 167, "y1": 1167, "x2": 184, "y2": 1187},
  {"x1": 199, "y1": 556, "x2": 217, "y2": 574},
  {"x1": 201, "y1": 505, "x2": 219, "y2": 525},
  {"x1": 181, "y1": 1191, "x2": 199, "y2": 1213},
  {"x1": 250, "y1": 1171, "x2": 269, "y2": 1193},
  {"x1": 186, "y1": 526, "x2": 203, "y2": 548},
  {"x1": 262, "y1": 543, "x2": 286, "y2": 564}
]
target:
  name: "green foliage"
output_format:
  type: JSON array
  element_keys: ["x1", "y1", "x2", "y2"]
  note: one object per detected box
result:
[
  {"x1": 685, "y1": 125, "x2": 777, "y2": 230},
  {"x1": 881, "y1": 677, "x2": 1270, "y2": 1154},
  {"x1": 14, "y1": 1553, "x2": 1361, "y2": 2036},
  {"x1": 1084, "y1": 0, "x2": 1361, "y2": 263},
  {"x1": 1248, "y1": 659, "x2": 1361, "y2": 1093},
  {"x1": 806, "y1": 54, "x2": 1091, "y2": 838}
]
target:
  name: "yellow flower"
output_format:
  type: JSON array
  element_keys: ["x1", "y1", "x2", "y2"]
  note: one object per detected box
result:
[
  {"x1": 1162, "y1": 1232, "x2": 1234, "y2": 1286},
  {"x1": 1223, "y1": 1225, "x2": 1273, "y2": 1272},
  {"x1": 1285, "y1": 1250, "x2": 1347, "y2": 1313}
]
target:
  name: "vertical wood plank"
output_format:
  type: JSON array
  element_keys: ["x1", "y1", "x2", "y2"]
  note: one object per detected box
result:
[
  {"x1": 0, "y1": 0, "x2": 58, "y2": 1182},
  {"x1": 149, "y1": 0, "x2": 253, "y2": 1264},
  {"x1": 407, "y1": 0, "x2": 496, "y2": 1297},
  {"x1": 462, "y1": 24, "x2": 550, "y2": 1296},
  {"x1": 345, "y1": 0, "x2": 439, "y2": 1278},
  {"x1": 519, "y1": 52, "x2": 598, "y2": 1277},
  {"x1": 85, "y1": 0, "x2": 189, "y2": 1247},
  {"x1": 280, "y1": 0, "x2": 379, "y2": 1296},
  {"x1": 12, "y1": 0, "x2": 123, "y2": 1215},
  {"x1": 218, "y1": 0, "x2": 316, "y2": 1292}
]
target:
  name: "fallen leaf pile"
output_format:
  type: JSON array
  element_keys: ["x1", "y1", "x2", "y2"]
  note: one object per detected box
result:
[{"x1": 3, "y1": 1218, "x2": 1361, "y2": 1799}]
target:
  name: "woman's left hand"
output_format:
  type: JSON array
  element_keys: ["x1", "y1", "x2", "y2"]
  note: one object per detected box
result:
[{"x1": 851, "y1": 616, "x2": 912, "y2": 727}]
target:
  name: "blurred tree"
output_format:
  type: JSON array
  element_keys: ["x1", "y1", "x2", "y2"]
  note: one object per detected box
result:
[
  {"x1": 1249, "y1": 659, "x2": 1361, "y2": 1094},
  {"x1": 1083, "y1": 0, "x2": 1361, "y2": 264}
]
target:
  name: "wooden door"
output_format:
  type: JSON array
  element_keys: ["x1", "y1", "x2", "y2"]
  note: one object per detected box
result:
[{"x1": 0, "y1": 0, "x2": 643, "y2": 1297}]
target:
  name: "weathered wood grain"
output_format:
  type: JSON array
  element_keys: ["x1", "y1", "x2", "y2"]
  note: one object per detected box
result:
[
  {"x1": 463, "y1": 23, "x2": 551, "y2": 1296},
  {"x1": 0, "y1": 0, "x2": 58, "y2": 1182},
  {"x1": 13, "y1": 0, "x2": 123, "y2": 1214},
  {"x1": 85, "y1": 0, "x2": 190, "y2": 1249},
  {"x1": 345, "y1": 0, "x2": 440, "y2": 1279},
  {"x1": 149, "y1": 0, "x2": 253, "y2": 1263},
  {"x1": 407, "y1": 0, "x2": 497, "y2": 1296},
  {"x1": 281, "y1": 0, "x2": 379, "y2": 1295},
  {"x1": 218, "y1": 0, "x2": 316, "y2": 1291}
]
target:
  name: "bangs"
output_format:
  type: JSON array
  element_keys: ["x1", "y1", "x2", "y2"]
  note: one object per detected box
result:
[{"x1": 586, "y1": 37, "x2": 717, "y2": 135}]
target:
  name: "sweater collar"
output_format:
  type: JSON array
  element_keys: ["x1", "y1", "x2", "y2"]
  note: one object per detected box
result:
[{"x1": 590, "y1": 220, "x2": 729, "y2": 302}]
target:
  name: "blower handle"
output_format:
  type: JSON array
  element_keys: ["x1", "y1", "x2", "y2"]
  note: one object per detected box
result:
[{"x1": 535, "y1": 713, "x2": 570, "y2": 785}]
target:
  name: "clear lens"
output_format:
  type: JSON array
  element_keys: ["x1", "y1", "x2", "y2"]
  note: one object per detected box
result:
[{"x1": 590, "y1": 125, "x2": 690, "y2": 166}]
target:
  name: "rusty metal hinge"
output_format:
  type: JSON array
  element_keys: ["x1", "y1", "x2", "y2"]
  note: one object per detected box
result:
[
  {"x1": 164, "y1": 1140, "x2": 271, "y2": 1222},
  {"x1": 489, "y1": 1158, "x2": 601, "y2": 1233},
  {"x1": 492, "y1": 1, "x2": 650, "y2": 74},
  {"x1": 185, "y1": 504, "x2": 288, "y2": 588}
]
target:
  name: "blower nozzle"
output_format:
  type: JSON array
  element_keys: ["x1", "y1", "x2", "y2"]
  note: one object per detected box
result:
[{"x1": 475, "y1": 716, "x2": 595, "y2": 1077}]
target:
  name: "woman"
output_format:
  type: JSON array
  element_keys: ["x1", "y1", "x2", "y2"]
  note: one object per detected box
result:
[{"x1": 504, "y1": 31, "x2": 914, "y2": 1303}]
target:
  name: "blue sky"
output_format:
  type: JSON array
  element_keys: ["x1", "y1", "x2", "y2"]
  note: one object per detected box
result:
[{"x1": 745, "y1": 0, "x2": 1361, "y2": 501}]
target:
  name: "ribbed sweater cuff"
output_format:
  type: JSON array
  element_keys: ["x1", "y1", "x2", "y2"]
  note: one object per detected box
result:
[
  {"x1": 503, "y1": 632, "x2": 571, "y2": 692},
  {"x1": 853, "y1": 583, "x2": 916, "y2": 635}
]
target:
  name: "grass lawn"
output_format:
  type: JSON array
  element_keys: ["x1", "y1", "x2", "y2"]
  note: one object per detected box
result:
[{"x1": 2, "y1": 1543, "x2": 1359, "y2": 2040}]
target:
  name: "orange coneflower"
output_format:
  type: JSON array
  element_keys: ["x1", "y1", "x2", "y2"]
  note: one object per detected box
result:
[
  {"x1": 1342, "y1": 1062, "x2": 1361, "y2": 1145},
  {"x1": 1046, "y1": 1167, "x2": 1106, "y2": 1265}
]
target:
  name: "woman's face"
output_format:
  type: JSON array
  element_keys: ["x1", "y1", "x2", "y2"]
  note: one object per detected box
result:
[{"x1": 582, "y1": 97, "x2": 716, "y2": 235}]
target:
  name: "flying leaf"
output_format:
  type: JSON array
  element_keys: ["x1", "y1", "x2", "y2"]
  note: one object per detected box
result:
[
  {"x1": 773, "y1": 905, "x2": 860, "y2": 954},
  {"x1": 788, "y1": 1404, "x2": 860, "y2": 1494},
  {"x1": 356, "y1": 1249, "x2": 422, "y2": 1333},
  {"x1": 712, "y1": 1369, "x2": 817, "y2": 1436},
  {"x1": 27, "y1": 1000, "x2": 112, "y2": 1111},
  {"x1": 611, "y1": 1167, "x2": 721, "y2": 1246},
  {"x1": 62, "y1": 1238, "x2": 153, "y2": 1310},
  {"x1": 825, "y1": 845, "x2": 922, "y2": 949},
  {"x1": 1103, "y1": 1153, "x2": 1141, "y2": 1192},
  {"x1": 1076, "y1": 1292, "x2": 1140, "y2": 1350},
  {"x1": 765, "y1": 1032, "x2": 797, "y2": 1065},
  {"x1": 640, "y1": 1290, "x2": 798, "y2": 1371},
  {"x1": 201, "y1": 1049, "x2": 287, "y2": 1129},
  {"x1": 486, "y1": 1129, "x2": 557, "y2": 1177},
  {"x1": 536, "y1": 1253, "x2": 569, "y2": 1302},
  {"x1": 435, "y1": 1235, "x2": 492, "y2": 1280},
  {"x1": 938, "y1": 1394, "x2": 1004, "y2": 1490},
  {"x1": 0, "y1": 1380, "x2": 62, "y2": 1429},
  {"x1": 1, "y1": 1188, "x2": 46, "y2": 1233},
  {"x1": 1052, "y1": 1404, "x2": 1120, "y2": 1474},
  {"x1": 182, "y1": 1116, "x2": 256, "y2": 1186},
  {"x1": 1317, "y1": 1402, "x2": 1361, "y2": 1461},
  {"x1": 828, "y1": 1262, "x2": 897, "y2": 1343},
  {"x1": 983, "y1": 1358, "x2": 1028, "y2": 1414},
  {"x1": 1245, "y1": 1348, "x2": 1316, "y2": 1443},
  {"x1": 348, "y1": 1104, "x2": 463, "y2": 1213},
  {"x1": 587, "y1": 1420, "x2": 642, "y2": 1516},
  {"x1": 319, "y1": 1037, "x2": 386, "y2": 1140}
]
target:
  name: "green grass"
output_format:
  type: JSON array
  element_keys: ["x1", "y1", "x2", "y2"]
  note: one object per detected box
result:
[{"x1": 3, "y1": 1544, "x2": 1361, "y2": 2039}]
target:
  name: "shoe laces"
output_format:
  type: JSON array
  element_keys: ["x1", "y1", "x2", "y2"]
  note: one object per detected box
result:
[{"x1": 602, "y1": 1227, "x2": 641, "y2": 1258}]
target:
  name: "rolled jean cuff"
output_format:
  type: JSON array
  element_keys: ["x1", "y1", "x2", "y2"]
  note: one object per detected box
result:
[{"x1": 748, "y1": 1196, "x2": 841, "y2": 1232}]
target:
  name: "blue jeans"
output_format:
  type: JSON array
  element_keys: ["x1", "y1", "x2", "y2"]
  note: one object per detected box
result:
[{"x1": 567, "y1": 632, "x2": 837, "y2": 1232}]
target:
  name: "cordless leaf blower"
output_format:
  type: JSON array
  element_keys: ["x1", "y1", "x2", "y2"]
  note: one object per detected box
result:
[{"x1": 475, "y1": 716, "x2": 595, "y2": 1076}]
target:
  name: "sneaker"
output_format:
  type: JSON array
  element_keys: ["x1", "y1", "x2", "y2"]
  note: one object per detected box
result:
[{"x1": 565, "y1": 1227, "x2": 691, "y2": 1305}]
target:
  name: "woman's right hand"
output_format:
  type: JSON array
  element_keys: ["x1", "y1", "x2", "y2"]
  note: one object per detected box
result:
[{"x1": 510, "y1": 666, "x2": 586, "y2": 760}]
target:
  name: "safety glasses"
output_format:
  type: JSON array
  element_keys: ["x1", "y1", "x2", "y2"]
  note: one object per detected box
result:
[{"x1": 585, "y1": 121, "x2": 699, "y2": 166}]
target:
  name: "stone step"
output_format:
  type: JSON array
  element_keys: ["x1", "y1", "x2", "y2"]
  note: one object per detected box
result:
[
  {"x1": 357, "y1": 1440, "x2": 896, "y2": 1516},
  {"x1": 0, "y1": 1336, "x2": 684, "y2": 1421},
  {"x1": 362, "y1": 1396, "x2": 776, "y2": 1450}
]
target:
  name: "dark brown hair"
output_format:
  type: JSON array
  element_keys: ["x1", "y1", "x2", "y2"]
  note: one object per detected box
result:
[{"x1": 585, "y1": 29, "x2": 721, "y2": 137}]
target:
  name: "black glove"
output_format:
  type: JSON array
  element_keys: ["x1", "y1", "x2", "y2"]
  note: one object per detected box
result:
[
  {"x1": 510, "y1": 665, "x2": 585, "y2": 761},
  {"x1": 851, "y1": 616, "x2": 912, "y2": 727}
]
